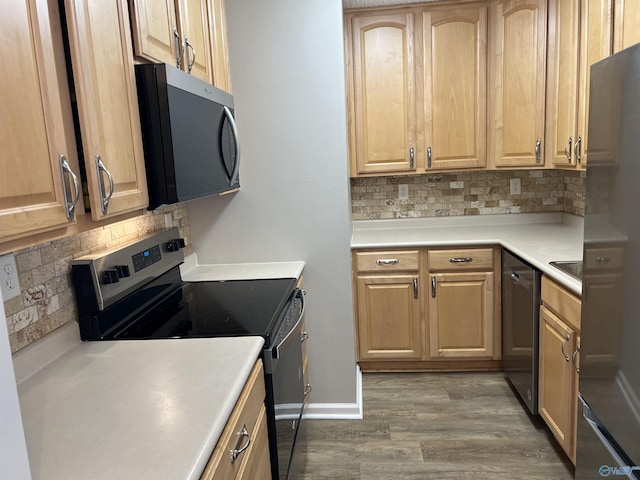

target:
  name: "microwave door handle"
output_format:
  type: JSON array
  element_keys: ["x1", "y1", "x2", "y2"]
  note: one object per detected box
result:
[{"x1": 223, "y1": 106, "x2": 240, "y2": 185}]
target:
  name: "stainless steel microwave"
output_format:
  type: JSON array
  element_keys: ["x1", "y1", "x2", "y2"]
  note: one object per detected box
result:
[{"x1": 135, "y1": 64, "x2": 240, "y2": 210}]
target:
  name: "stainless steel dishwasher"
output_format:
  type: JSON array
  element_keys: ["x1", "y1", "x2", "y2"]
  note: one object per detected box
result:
[{"x1": 502, "y1": 249, "x2": 542, "y2": 415}]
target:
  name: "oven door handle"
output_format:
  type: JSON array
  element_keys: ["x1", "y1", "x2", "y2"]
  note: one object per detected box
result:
[{"x1": 273, "y1": 289, "x2": 306, "y2": 359}]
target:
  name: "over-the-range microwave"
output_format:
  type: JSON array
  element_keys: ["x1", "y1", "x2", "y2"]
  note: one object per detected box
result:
[{"x1": 135, "y1": 63, "x2": 240, "y2": 210}]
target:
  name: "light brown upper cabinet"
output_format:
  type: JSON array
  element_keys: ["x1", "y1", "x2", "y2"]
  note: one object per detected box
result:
[
  {"x1": 64, "y1": 0, "x2": 149, "y2": 221},
  {"x1": 488, "y1": 0, "x2": 547, "y2": 168},
  {"x1": 207, "y1": 0, "x2": 232, "y2": 92},
  {"x1": 614, "y1": 0, "x2": 640, "y2": 53},
  {"x1": 0, "y1": 0, "x2": 81, "y2": 242},
  {"x1": 129, "y1": 0, "x2": 218, "y2": 85},
  {"x1": 345, "y1": 4, "x2": 488, "y2": 177},
  {"x1": 422, "y1": 6, "x2": 487, "y2": 171},
  {"x1": 346, "y1": 11, "x2": 418, "y2": 175},
  {"x1": 546, "y1": 0, "x2": 612, "y2": 170}
]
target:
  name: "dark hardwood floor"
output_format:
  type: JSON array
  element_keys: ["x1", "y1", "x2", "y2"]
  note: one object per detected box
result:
[{"x1": 295, "y1": 372, "x2": 574, "y2": 479}]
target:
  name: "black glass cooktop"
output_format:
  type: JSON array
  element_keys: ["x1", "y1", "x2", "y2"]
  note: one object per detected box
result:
[{"x1": 113, "y1": 277, "x2": 297, "y2": 346}]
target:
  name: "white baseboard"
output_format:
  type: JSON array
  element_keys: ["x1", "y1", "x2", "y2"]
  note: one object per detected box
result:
[{"x1": 304, "y1": 365, "x2": 363, "y2": 420}]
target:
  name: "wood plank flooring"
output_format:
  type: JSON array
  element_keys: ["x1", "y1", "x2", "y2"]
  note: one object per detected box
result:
[{"x1": 294, "y1": 372, "x2": 574, "y2": 479}]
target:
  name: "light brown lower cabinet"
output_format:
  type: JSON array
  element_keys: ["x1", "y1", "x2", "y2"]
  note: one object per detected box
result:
[
  {"x1": 538, "y1": 276, "x2": 581, "y2": 464},
  {"x1": 352, "y1": 246, "x2": 500, "y2": 370},
  {"x1": 201, "y1": 360, "x2": 270, "y2": 480}
]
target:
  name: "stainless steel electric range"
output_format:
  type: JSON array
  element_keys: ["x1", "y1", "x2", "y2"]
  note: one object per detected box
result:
[{"x1": 71, "y1": 228, "x2": 309, "y2": 480}]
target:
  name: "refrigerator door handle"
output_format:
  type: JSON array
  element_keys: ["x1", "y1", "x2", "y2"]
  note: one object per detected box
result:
[{"x1": 581, "y1": 398, "x2": 640, "y2": 478}]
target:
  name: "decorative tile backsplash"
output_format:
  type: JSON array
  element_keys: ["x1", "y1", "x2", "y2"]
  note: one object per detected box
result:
[
  {"x1": 4, "y1": 205, "x2": 191, "y2": 353},
  {"x1": 351, "y1": 170, "x2": 586, "y2": 220}
]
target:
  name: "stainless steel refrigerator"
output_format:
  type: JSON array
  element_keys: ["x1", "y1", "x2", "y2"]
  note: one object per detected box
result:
[{"x1": 576, "y1": 42, "x2": 640, "y2": 479}]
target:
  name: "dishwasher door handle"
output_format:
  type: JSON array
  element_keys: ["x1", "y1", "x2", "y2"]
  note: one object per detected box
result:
[{"x1": 510, "y1": 271, "x2": 531, "y2": 290}]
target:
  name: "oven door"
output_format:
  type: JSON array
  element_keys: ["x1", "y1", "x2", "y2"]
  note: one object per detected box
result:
[{"x1": 270, "y1": 289, "x2": 307, "y2": 480}]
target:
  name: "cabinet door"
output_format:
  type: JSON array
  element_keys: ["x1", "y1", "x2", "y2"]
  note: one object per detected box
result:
[
  {"x1": 577, "y1": 0, "x2": 613, "y2": 168},
  {"x1": 64, "y1": 0, "x2": 149, "y2": 220},
  {"x1": 349, "y1": 12, "x2": 417, "y2": 175},
  {"x1": 489, "y1": 0, "x2": 547, "y2": 168},
  {"x1": 423, "y1": 6, "x2": 487, "y2": 170},
  {"x1": 128, "y1": 0, "x2": 178, "y2": 66},
  {"x1": 208, "y1": 0, "x2": 232, "y2": 92},
  {"x1": 176, "y1": 0, "x2": 213, "y2": 83},
  {"x1": 428, "y1": 272, "x2": 495, "y2": 358},
  {"x1": 236, "y1": 407, "x2": 271, "y2": 480},
  {"x1": 545, "y1": 0, "x2": 580, "y2": 168},
  {"x1": 356, "y1": 275, "x2": 422, "y2": 360},
  {"x1": 1, "y1": 0, "x2": 79, "y2": 241},
  {"x1": 539, "y1": 305, "x2": 578, "y2": 462},
  {"x1": 613, "y1": 0, "x2": 640, "y2": 53}
]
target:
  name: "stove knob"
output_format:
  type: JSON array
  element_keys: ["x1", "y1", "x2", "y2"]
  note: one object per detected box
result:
[
  {"x1": 115, "y1": 265, "x2": 130, "y2": 278},
  {"x1": 102, "y1": 269, "x2": 120, "y2": 284},
  {"x1": 166, "y1": 238, "x2": 186, "y2": 251}
]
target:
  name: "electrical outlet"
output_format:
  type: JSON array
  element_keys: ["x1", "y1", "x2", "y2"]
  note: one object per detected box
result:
[
  {"x1": 164, "y1": 212, "x2": 173, "y2": 228},
  {"x1": 0, "y1": 253, "x2": 21, "y2": 301},
  {"x1": 398, "y1": 184, "x2": 409, "y2": 200},
  {"x1": 510, "y1": 178, "x2": 521, "y2": 195}
]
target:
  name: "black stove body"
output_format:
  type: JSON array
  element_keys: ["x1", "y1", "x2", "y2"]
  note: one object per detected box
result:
[{"x1": 72, "y1": 228, "x2": 308, "y2": 479}]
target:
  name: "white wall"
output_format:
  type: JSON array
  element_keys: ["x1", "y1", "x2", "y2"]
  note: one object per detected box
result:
[
  {"x1": 0, "y1": 289, "x2": 32, "y2": 479},
  {"x1": 189, "y1": 0, "x2": 357, "y2": 404},
  {"x1": 187, "y1": 0, "x2": 357, "y2": 406}
]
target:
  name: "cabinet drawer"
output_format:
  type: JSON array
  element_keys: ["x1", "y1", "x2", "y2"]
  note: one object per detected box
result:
[
  {"x1": 428, "y1": 248, "x2": 494, "y2": 271},
  {"x1": 201, "y1": 360, "x2": 266, "y2": 480},
  {"x1": 541, "y1": 276, "x2": 581, "y2": 331},
  {"x1": 584, "y1": 247, "x2": 624, "y2": 271},
  {"x1": 355, "y1": 250, "x2": 419, "y2": 273}
]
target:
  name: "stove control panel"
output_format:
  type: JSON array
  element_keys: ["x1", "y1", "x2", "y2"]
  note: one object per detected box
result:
[
  {"x1": 132, "y1": 244, "x2": 162, "y2": 272},
  {"x1": 72, "y1": 228, "x2": 185, "y2": 312}
]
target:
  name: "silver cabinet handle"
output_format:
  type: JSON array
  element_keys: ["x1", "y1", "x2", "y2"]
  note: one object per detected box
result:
[
  {"x1": 230, "y1": 424, "x2": 251, "y2": 464},
  {"x1": 59, "y1": 154, "x2": 80, "y2": 221},
  {"x1": 223, "y1": 106, "x2": 241, "y2": 186},
  {"x1": 572, "y1": 344, "x2": 580, "y2": 373},
  {"x1": 376, "y1": 259, "x2": 399, "y2": 265},
  {"x1": 561, "y1": 334, "x2": 571, "y2": 362},
  {"x1": 595, "y1": 256, "x2": 610, "y2": 263},
  {"x1": 431, "y1": 276, "x2": 436, "y2": 298},
  {"x1": 574, "y1": 136, "x2": 582, "y2": 164},
  {"x1": 95, "y1": 154, "x2": 114, "y2": 215},
  {"x1": 413, "y1": 277, "x2": 418, "y2": 299},
  {"x1": 449, "y1": 257, "x2": 472, "y2": 263},
  {"x1": 301, "y1": 331, "x2": 309, "y2": 342},
  {"x1": 304, "y1": 384, "x2": 312, "y2": 397},
  {"x1": 409, "y1": 146, "x2": 414, "y2": 168},
  {"x1": 173, "y1": 27, "x2": 182, "y2": 68},
  {"x1": 427, "y1": 145, "x2": 432, "y2": 168},
  {"x1": 565, "y1": 137, "x2": 573, "y2": 163},
  {"x1": 185, "y1": 36, "x2": 196, "y2": 73},
  {"x1": 535, "y1": 138, "x2": 542, "y2": 164}
]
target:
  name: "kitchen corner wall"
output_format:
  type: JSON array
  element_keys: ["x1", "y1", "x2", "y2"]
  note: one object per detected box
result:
[
  {"x1": 4, "y1": 205, "x2": 191, "y2": 353},
  {"x1": 351, "y1": 169, "x2": 586, "y2": 220},
  {"x1": 188, "y1": 0, "x2": 357, "y2": 408}
]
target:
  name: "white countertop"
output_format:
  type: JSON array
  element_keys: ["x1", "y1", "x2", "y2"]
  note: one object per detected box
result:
[
  {"x1": 352, "y1": 213, "x2": 584, "y2": 295},
  {"x1": 180, "y1": 253, "x2": 305, "y2": 281},
  {"x1": 14, "y1": 322, "x2": 264, "y2": 480}
]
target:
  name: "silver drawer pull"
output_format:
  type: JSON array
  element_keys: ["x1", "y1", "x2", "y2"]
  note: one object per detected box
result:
[
  {"x1": 449, "y1": 257, "x2": 472, "y2": 263},
  {"x1": 301, "y1": 331, "x2": 309, "y2": 342},
  {"x1": 304, "y1": 384, "x2": 313, "y2": 397},
  {"x1": 595, "y1": 256, "x2": 610, "y2": 263},
  {"x1": 376, "y1": 259, "x2": 399, "y2": 265},
  {"x1": 230, "y1": 425, "x2": 251, "y2": 464}
]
